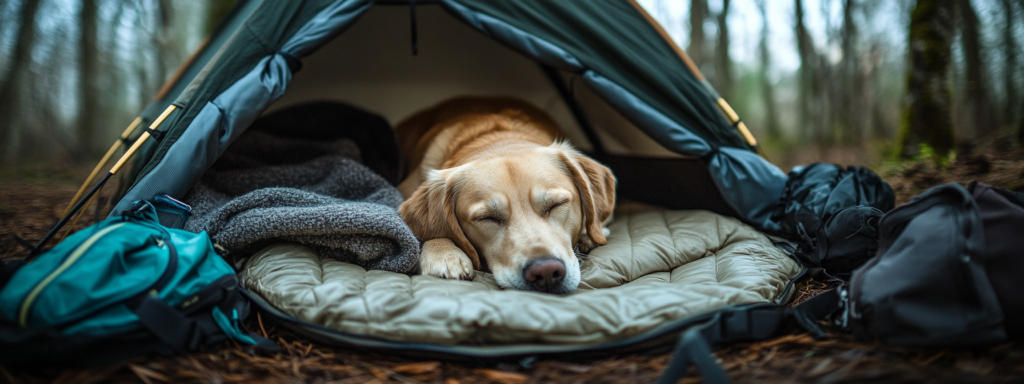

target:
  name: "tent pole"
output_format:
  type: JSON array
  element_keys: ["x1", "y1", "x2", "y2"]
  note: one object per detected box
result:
[
  {"x1": 714, "y1": 99, "x2": 757, "y2": 147},
  {"x1": 60, "y1": 117, "x2": 143, "y2": 218},
  {"x1": 627, "y1": 0, "x2": 758, "y2": 149},
  {"x1": 29, "y1": 105, "x2": 177, "y2": 261},
  {"x1": 57, "y1": 183, "x2": 102, "y2": 242}
]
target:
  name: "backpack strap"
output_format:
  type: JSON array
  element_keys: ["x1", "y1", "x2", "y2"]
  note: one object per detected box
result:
[
  {"x1": 658, "y1": 289, "x2": 843, "y2": 384},
  {"x1": 130, "y1": 277, "x2": 276, "y2": 352},
  {"x1": 133, "y1": 295, "x2": 202, "y2": 352}
]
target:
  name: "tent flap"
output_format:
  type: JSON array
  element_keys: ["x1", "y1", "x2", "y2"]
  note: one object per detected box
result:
[
  {"x1": 443, "y1": 0, "x2": 750, "y2": 150},
  {"x1": 281, "y1": 0, "x2": 374, "y2": 57},
  {"x1": 440, "y1": 0, "x2": 584, "y2": 72},
  {"x1": 707, "y1": 147, "x2": 788, "y2": 231},
  {"x1": 112, "y1": 54, "x2": 296, "y2": 215},
  {"x1": 582, "y1": 71, "x2": 712, "y2": 156}
]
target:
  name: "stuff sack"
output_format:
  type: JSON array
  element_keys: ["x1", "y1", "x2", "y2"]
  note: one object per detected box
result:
[
  {"x1": 771, "y1": 163, "x2": 894, "y2": 276},
  {"x1": 0, "y1": 200, "x2": 272, "y2": 367},
  {"x1": 839, "y1": 182, "x2": 1024, "y2": 347},
  {"x1": 811, "y1": 205, "x2": 884, "y2": 279}
]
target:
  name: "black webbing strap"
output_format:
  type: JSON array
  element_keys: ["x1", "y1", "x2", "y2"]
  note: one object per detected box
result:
[
  {"x1": 133, "y1": 284, "x2": 277, "y2": 353},
  {"x1": 134, "y1": 295, "x2": 199, "y2": 352},
  {"x1": 144, "y1": 128, "x2": 165, "y2": 142},
  {"x1": 658, "y1": 325, "x2": 732, "y2": 384},
  {"x1": 658, "y1": 290, "x2": 843, "y2": 384},
  {"x1": 788, "y1": 288, "x2": 843, "y2": 339}
]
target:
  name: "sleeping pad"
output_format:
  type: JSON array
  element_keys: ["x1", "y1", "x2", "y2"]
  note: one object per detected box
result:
[{"x1": 240, "y1": 203, "x2": 803, "y2": 344}]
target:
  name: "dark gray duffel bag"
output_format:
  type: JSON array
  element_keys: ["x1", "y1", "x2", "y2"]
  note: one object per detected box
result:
[
  {"x1": 836, "y1": 182, "x2": 1024, "y2": 346},
  {"x1": 661, "y1": 181, "x2": 1024, "y2": 384}
]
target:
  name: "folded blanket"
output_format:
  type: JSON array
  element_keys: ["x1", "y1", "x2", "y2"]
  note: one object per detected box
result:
[{"x1": 183, "y1": 130, "x2": 419, "y2": 273}]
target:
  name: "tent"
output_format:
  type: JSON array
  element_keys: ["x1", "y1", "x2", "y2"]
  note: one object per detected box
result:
[
  {"x1": 102, "y1": 0, "x2": 788, "y2": 233},
  {"x1": 43, "y1": 1, "x2": 899, "y2": 374}
]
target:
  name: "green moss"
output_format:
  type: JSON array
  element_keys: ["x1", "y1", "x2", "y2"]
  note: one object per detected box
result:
[{"x1": 897, "y1": 0, "x2": 955, "y2": 160}]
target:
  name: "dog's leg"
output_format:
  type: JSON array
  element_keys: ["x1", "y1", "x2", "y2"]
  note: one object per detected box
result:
[{"x1": 419, "y1": 238, "x2": 475, "y2": 280}]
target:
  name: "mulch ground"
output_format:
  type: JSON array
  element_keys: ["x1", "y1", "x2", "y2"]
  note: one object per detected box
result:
[{"x1": 2, "y1": 142, "x2": 1023, "y2": 384}]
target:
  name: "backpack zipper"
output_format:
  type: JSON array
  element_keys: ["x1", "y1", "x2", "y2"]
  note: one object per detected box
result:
[
  {"x1": 131, "y1": 231, "x2": 179, "y2": 303},
  {"x1": 18, "y1": 222, "x2": 128, "y2": 326}
]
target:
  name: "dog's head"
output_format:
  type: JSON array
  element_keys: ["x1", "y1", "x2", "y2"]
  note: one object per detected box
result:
[{"x1": 400, "y1": 142, "x2": 615, "y2": 294}]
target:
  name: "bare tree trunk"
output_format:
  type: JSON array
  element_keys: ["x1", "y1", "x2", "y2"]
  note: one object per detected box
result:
[
  {"x1": 151, "y1": 1, "x2": 171, "y2": 98},
  {"x1": 957, "y1": 0, "x2": 990, "y2": 138},
  {"x1": 78, "y1": 0, "x2": 101, "y2": 157},
  {"x1": 689, "y1": 0, "x2": 707, "y2": 68},
  {"x1": 0, "y1": 0, "x2": 42, "y2": 163},
  {"x1": 1000, "y1": 0, "x2": 1019, "y2": 134},
  {"x1": 841, "y1": 0, "x2": 865, "y2": 145},
  {"x1": 715, "y1": 0, "x2": 733, "y2": 101},
  {"x1": 756, "y1": 0, "x2": 779, "y2": 141},
  {"x1": 1020, "y1": 96, "x2": 1024, "y2": 145},
  {"x1": 794, "y1": 0, "x2": 817, "y2": 141},
  {"x1": 897, "y1": 0, "x2": 956, "y2": 159}
]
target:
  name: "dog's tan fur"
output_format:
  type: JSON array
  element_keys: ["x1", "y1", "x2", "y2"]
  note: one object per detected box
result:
[{"x1": 396, "y1": 96, "x2": 615, "y2": 293}]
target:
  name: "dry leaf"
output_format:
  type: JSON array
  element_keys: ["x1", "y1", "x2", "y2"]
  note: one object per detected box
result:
[
  {"x1": 540, "y1": 361, "x2": 590, "y2": 373},
  {"x1": 392, "y1": 361, "x2": 441, "y2": 375},
  {"x1": 475, "y1": 368, "x2": 529, "y2": 384},
  {"x1": 369, "y1": 367, "x2": 390, "y2": 380},
  {"x1": 129, "y1": 365, "x2": 169, "y2": 384}
]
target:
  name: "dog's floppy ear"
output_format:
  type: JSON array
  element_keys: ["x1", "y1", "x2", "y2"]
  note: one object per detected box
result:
[
  {"x1": 399, "y1": 167, "x2": 481, "y2": 269},
  {"x1": 554, "y1": 146, "x2": 616, "y2": 246}
]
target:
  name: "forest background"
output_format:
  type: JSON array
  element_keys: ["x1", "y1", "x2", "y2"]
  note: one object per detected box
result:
[{"x1": 0, "y1": 0, "x2": 1021, "y2": 172}]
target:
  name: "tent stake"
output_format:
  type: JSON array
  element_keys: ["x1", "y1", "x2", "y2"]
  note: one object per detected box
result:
[{"x1": 29, "y1": 105, "x2": 177, "y2": 261}]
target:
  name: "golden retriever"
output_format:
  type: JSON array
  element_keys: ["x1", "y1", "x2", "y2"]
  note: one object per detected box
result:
[{"x1": 396, "y1": 96, "x2": 616, "y2": 294}]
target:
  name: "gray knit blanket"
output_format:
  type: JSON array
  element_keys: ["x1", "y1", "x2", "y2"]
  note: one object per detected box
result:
[{"x1": 183, "y1": 130, "x2": 419, "y2": 273}]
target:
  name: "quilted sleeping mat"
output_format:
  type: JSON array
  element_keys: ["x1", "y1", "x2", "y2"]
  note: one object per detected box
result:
[{"x1": 240, "y1": 203, "x2": 803, "y2": 345}]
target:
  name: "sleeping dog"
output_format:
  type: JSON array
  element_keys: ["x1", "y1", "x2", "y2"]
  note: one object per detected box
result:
[{"x1": 396, "y1": 96, "x2": 616, "y2": 294}]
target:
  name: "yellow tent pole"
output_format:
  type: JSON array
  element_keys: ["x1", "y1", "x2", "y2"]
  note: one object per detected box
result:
[
  {"x1": 112, "y1": 105, "x2": 176, "y2": 174},
  {"x1": 32, "y1": 105, "x2": 177, "y2": 258},
  {"x1": 627, "y1": 0, "x2": 759, "y2": 149},
  {"x1": 57, "y1": 107, "x2": 176, "y2": 241},
  {"x1": 61, "y1": 117, "x2": 143, "y2": 218},
  {"x1": 58, "y1": 191, "x2": 100, "y2": 241},
  {"x1": 715, "y1": 99, "x2": 757, "y2": 147}
]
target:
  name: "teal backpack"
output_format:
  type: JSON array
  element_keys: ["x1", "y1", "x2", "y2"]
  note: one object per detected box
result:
[{"x1": 0, "y1": 200, "x2": 273, "y2": 367}]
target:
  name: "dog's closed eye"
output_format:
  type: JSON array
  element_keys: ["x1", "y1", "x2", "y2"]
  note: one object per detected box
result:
[
  {"x1": 473, "y1": 215, "x2": 504, "y2": 224},
  {"x1": 544, "y1": 200, "x2": 568, "y2": 216}
]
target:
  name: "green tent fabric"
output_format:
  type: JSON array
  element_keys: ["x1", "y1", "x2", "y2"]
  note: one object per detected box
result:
[
  {"x1": 446, "y1": 0, "x2": 748, "y2": 150},
  {"x1": 110, "y1": 0, "x2": 788, "y2": 232}
]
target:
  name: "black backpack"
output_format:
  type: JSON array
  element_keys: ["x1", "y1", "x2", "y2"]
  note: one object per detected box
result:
[
  {"x1": 836, "y1": 182, "x2": 1024, "y2": 346},
  {"x1": 659, "y1": 182, "x2": 1023, "y2": 384}
]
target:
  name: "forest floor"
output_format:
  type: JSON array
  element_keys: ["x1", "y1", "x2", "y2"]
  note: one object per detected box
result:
[{"x1": 2, "y1": 139, "x2": 1023, "y2": 384}]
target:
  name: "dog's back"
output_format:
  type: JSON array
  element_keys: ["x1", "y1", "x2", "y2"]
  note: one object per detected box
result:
[{"x1": 395, "y1": 96, "x2": 563, "y2": 175}]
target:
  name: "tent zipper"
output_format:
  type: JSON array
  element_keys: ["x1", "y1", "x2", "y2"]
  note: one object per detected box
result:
[{"x1": 17, "y1": 222, "x2": 128, "y2": 326}]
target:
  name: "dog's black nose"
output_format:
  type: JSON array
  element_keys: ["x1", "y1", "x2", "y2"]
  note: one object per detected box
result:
[{"x1": 523, "y1": 257, "x2": 566, "y2": 292}]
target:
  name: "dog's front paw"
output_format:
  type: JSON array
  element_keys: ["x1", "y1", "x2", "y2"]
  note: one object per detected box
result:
[{"x1": 420, "y1": 238, "x2": 476, "y2": 280}]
